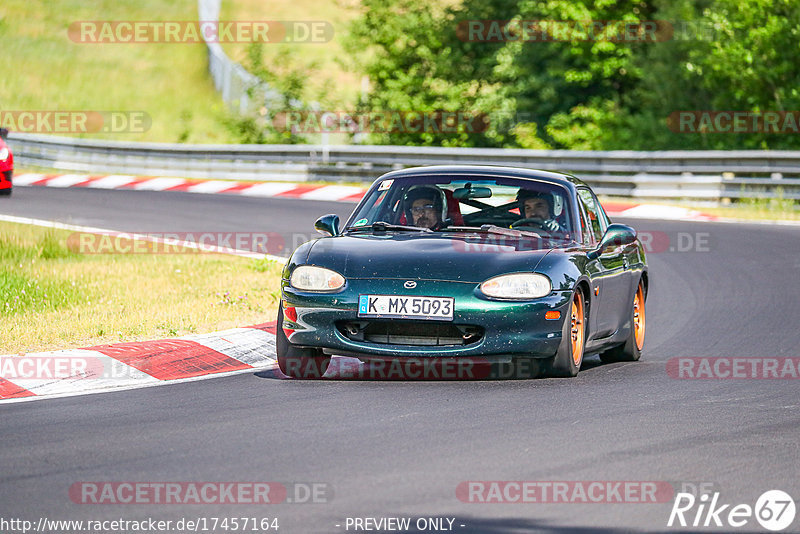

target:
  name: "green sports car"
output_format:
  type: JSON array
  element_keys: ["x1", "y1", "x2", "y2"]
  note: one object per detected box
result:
[{"x1": 277, "y1": 165, "x2": 648, "y2": 379}]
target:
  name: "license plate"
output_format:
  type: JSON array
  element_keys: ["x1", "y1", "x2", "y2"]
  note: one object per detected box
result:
[{"x1": 358, "y1": 295, "x2": 454, "y2": 321}]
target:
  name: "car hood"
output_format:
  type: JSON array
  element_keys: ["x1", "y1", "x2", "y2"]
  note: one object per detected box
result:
[{"x1": 304, "y1": 233, "x2": 555, "y2": 283}]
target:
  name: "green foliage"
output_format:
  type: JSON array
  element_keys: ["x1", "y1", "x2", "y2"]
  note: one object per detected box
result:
[
  {"x1": 349, "y1": 0, "x2": 800, "y2": 149},
  {"x1": 222, "y1": 45, "x2": 322, "y2": 144},
  {"x1": 512, "y1": 122, "x2": 551, "y2": 149},
  {"x1": 547, "y1": 101, "x2": 621, "y2": 150},
  {"x1": 739, "y1": 186, "x2": 797, "y2": 214},
  {"x1": 345, "y1": 0, "x2": 519, "y2": 147}
]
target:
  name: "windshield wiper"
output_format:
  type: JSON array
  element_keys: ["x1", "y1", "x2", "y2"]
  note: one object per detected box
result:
[
  {"x1": 444, "y1": 225, "x2": 542, "y2": 239},
  {"x1": 344, "y1": 221, "x2": 433, "y2": 233}
]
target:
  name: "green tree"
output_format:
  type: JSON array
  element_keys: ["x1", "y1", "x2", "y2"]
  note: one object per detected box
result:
[
  {"x1": 346, "y1": 0, "x2": 521, "y2": 147},
  {"x1": 349, "y1": 0, "x2": 800, "y2": 150}
]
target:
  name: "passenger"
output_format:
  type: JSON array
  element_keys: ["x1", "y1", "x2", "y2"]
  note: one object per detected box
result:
[{"x1": 516, "y1": 189, "x2": 564, "y2": 233}]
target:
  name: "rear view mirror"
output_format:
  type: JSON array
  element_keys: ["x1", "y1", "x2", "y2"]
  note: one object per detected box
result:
[
  {"x1": 453, "y1": 185, "x2": 492, "y2": 200},
  {"x1": 587, "y1": 224, "x2": 637, "y2": 260}
]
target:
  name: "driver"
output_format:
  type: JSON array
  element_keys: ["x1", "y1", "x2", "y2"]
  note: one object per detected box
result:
[
  {"x1": 516, "y1": 189, "x2": 564, "y2": 233},
  {"x1": 404, "y1": 185, "x2": 448, "y2": 230}
]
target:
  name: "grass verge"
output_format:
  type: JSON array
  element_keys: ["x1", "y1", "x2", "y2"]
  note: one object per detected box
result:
[
  {"x1": 700, "y1": 198, "x2": 800, "y2": 222},
  {"x1": 600, "y1": 196, "x2": 800, "y2": 223},
  {"x1": 0, "y1": 0, "x2": 236, "y2": 143},
  {"x1": 0, "y1": 221, "x2": 284, "y2": 354}
]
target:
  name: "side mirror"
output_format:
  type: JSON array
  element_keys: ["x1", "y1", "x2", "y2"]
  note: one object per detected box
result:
[
  {"x1": 587, "y1": 223, "x2": 636, "y2": 260},
  {"x1": 314, "y1": 214, "x2": 340, "y2": 237}
]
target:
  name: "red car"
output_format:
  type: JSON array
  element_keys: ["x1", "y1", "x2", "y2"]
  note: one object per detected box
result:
[{"x1": 0, "y1": 128, "x2": 13, "y2": 196}]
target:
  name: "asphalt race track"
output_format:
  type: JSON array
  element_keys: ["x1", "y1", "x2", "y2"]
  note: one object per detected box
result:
[
  {"x1": 0, "y1": 186, "x2": 355, "y2": 258},
  {"x1": 1, "y1": 186, "x2": 799, "y2": 533}
]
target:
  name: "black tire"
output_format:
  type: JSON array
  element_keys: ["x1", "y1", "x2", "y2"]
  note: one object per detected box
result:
[
  {"x1": 0, "y1": 188, "x2": 11, "y2": 197},
  {"x1": 276, "y1": 307, "x2": 330, "y2": 379},
  {"x1": 600, "y1": 279, "x2": 646, "y2": 363},
  {"x1": 544, "y1": 289, "x2": 587, "y2": 377}
]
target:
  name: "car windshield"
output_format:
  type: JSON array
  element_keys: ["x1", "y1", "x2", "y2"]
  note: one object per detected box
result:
[{"x1": 344, "y1": 175, "x2": 576, "y2": 240}]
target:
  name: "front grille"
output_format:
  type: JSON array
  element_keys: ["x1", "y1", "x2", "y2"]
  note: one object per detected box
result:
[{"x1": 338, "y1": 320, "x2": 483, "y2": 346}]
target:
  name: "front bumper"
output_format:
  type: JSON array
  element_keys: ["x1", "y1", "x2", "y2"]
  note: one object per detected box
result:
[
  {"x1": 281, "y1": 278, "x2": 571, "y2": 359},
  {"x1": 0, "y1": 170, "x2": 11, "y2": 190}
]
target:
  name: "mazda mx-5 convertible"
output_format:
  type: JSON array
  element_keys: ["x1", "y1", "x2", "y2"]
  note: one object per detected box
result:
[{"x1": 277, "y1": 165, "x2": 648, "y2": 379}]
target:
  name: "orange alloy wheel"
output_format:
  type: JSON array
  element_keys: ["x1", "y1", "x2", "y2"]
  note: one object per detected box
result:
[
  {"x1": 570, "y1": 291, "x2": 585, "y2": 366},
  {"x1": 633, "y1": 283, "x2": 646, "y2": 351}
]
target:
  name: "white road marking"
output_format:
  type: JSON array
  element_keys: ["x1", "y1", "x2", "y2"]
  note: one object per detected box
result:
[{"x1": 0, "y1": 214, "x2": 289, "y2": 263}]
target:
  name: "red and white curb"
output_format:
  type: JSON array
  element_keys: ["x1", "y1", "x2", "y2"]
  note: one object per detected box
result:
[
  {"x1": 12, "y1": 173, "x2": 368, "y2": 203},
  {"x1": 12, "y1": 172, "x2": 719, "y2": 221},
  {"x1": 0, "y1": 323, "x2": 280, "y2": 403},
  {"x1": 600, "y1": 201, "x2": 716, "y2": 222}
]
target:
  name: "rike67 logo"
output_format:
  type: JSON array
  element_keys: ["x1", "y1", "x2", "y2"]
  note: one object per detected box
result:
[{"x1": 668, "y1": 490, "x2": 796, "y2": 531}]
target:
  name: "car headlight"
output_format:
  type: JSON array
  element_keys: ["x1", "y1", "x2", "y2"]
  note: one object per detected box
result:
[
  {"x1": 480, "y1": 273, "x2": 552, "y2": 299},
  {"x1": 290, "y1": 265, "x2": 345, "y2": 291},
  {"x1": 0, "y1": 148, "x2": 8, "y2": 161}
]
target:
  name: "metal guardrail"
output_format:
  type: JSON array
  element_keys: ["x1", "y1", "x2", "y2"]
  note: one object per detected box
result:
[
  {"x1": 7, "y1": 132, "x2": 800, "y2": 201},
  {"x1": 197, "y1": 0, "x2": 280, "y2": 114}
]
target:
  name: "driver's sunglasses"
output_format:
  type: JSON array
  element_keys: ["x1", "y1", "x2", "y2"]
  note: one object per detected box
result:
[{"x1": 411, "y1": 204, "x2": 436, "y2": 214}]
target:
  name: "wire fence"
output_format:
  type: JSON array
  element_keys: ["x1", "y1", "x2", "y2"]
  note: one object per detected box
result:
[{"x1": 197, "y1": 0, "x2": 281, "y2": 114}]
